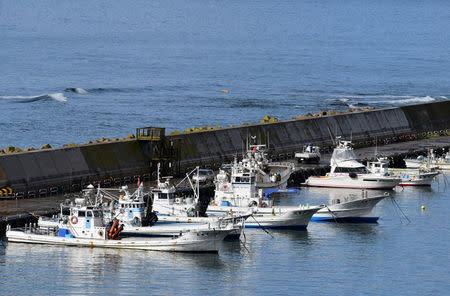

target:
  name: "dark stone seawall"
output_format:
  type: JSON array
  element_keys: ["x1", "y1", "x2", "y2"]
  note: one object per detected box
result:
[
  {"x1": 0, "y1": 101, "x2": 449, "y2": 196},
  {"x1": 169, "y1": 101, "x2": 450, "y2": 168}
]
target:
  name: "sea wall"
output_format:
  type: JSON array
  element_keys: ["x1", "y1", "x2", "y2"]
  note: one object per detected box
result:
[
  {"x1": 0, "y1": 101, "x2": 449, "y2": 197},
  {"x1": 0, "y1": 140, "x2": 151, "y2": 196},
  {"x1": 168, "y1": 101, "x2": 450, "y2": 168}
]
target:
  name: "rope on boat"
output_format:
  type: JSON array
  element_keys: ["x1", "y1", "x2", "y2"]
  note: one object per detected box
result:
[
  {"x1": 390, "y1": 197, "x2": 411, "y2": 224},
  {"x1": 325, "y1": 206, "x2": 339, "y2": 223},
  {"x1": 250, "y1": 215, "x2": 274, "y2": 238},
  {"x1": 239, "y1": 228, "x2": 250, "y2": 253}
]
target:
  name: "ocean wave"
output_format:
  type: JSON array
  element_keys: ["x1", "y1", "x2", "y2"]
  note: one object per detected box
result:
[
  {"x1": 376, "y1": 96, "x2": 438, "y2": 104},
  {"x1": 328, "y1": 95, "x2": 445, "y2": 108},
  {"x1": 65, "y1": 86, "x2": 153, "y2": 94},
  {"x1": 0, "y1": 93, "x2": 68, "y2": 103}
]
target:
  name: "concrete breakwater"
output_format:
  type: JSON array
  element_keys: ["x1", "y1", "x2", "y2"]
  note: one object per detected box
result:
[{"x1": 0, "y1": 101, "x2": 449, "y2": 198}]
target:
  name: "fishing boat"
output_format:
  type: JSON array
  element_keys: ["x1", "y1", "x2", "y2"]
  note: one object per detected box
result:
[
  {"x1": 295, "y1": 144, "x2": 321, "y2": 164},
  {"x1": 404, "y1": 149, "x2": 450, "y2": 171},
  {"x1": 10, "y1": 187, "x2": 233, "y2": 252},
  {"x1": 208, "y1": 162, "x2": 323, "y2": 229},
  {"x1": 239, "y1": 143, "x2": 295, "y2": 189},
  {"x1": 101, "y1": 183, "x2": 244, "y2": 238},
  {"x1": 7, "y1": 196, "x2": 227, "y2": 252},
  {"x1": 305, "y1": 139, "x2": 401, "y2": 189},
  {"x1": 370, "y1": 157, "x2": 440, "y2": 186},
  {"x1": 311, "y1": 191, "x2": 389, "y2": 223}
]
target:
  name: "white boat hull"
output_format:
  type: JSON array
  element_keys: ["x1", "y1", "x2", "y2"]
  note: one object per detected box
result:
[
  {"x1": 311, "y1": 195, "x2": 387, "y2": 223},
  {"x1": 388, "y1": 169, "x2": 440, "y2": 186},
  {"x1": 206, "y1": 205, "x2": 322, "y2": 229},
  {"x1": 6, "y1": 229, "x2": 224, "y2": 252},
  {"x1": 305, "y1": 174, "x2": 400, "y2": 189}
]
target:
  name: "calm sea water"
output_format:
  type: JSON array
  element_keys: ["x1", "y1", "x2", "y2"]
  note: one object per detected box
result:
[
  {"x1": 1, "y1": 178, "x2": 449, "y2": 295},
  {"x1": 1, "y1": 0, "x2": 449, "y2": 148}
]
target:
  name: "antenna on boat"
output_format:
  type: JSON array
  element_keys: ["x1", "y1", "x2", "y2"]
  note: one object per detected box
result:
[
  {"x1": 157, "y1": 162, "x2": 161, "y2": 186},
  {"x1": 327, "y1": 126, "x2": 336, "y2": 146}
]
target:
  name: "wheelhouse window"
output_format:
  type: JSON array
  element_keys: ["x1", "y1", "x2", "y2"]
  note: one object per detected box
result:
[
  {"x1": 159, "y1": 193, "x2": 168, "y2": 199},
  {"x1": 86, "y1": 211, "x2": 92, "y2": 217},
  {"x1": 78, "y1": 211, "x2": 85, "y2": 217},
  {"x1": 93, "y1": 211, "x2": 101, "y2": 217},
  {"x1": 334, "y1": 167, "x2": 368, "y2": 173}
]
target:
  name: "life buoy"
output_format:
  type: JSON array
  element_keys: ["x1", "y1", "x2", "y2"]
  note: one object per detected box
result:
[
  {"x1": 222, "y1": 184, "x2": 228, "y2": 190},
  {"x1": 71, "y1": 216, "x2": 78, "y2": 224}
]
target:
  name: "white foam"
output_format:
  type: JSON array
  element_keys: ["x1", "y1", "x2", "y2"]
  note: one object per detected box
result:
[
  {"x1": 0, "y1": 92, "x2": 68, "y2": 102},
  {"x1": 377, "y1": 96, "x2": 436, "y2": 104},
  {"x1": 48, "y1": 93, "x2": 68, "y2": 102}
]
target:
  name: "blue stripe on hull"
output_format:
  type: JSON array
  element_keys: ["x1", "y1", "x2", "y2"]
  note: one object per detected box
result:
[
  {"x1": 244, "y1": 225, "x2": 307, "y2": 229},
  {"x1": 311, "y1": 217, "x2": 379, "y2": 223}
]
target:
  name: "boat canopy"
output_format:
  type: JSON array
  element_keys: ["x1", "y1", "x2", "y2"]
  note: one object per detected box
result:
[{"x1": 330, "y1": 149, "x2": 363, "y2": 168}]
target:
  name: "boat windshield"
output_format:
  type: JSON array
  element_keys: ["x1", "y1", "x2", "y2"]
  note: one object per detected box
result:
[
  {"x1": 331, "y1": 149, "x2": 357, "y2": 166},
  {"x1": 334, "y1": 167, "x2": 369, "y2": 173}
]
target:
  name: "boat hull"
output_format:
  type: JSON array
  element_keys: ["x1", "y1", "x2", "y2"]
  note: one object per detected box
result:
[
  {"x1": 6, "y1": 229, "x2": 224, "y2": 252},
  {"x1": 311, "y1": 195, "x2": 387, "y2": 223},
  {"x1": 305, "y1": 175, "x2": 400, "y2": 189},
  {"x1": 206, "y1": 206, "x2": 321, "y2": 228}
]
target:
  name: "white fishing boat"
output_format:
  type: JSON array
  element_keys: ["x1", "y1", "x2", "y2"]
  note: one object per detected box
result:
[
  {"x1": 404, "y1": 149, "x2": 450, "y2": 171},
  {"x1": 371, "y1": 157, "x2": 440, "y2": 186},
  {"x1": 390, "y1": 168, "x2": 440, "y2": 186},
  {"x1": 311, "y1": 191, "x2": 389, "y2": 223},
  {"x1": 305, "y1": 139, "x2": 401, "y2": 189},
  {"x1": 295, "y1": 144, "x2": 321, "y2": 164},
  {"x1": 101, "y1": 183, "x2": 244, "y2": 238},
  {"x1": 8, "y1": 196, "x2": 226, "y2": 252},
  {"x1": 209, "y1": 162, "x2": 323, "y2": 229},
  {"x1": 239, "y1": 143, "x2": 295, "y2": 189}
]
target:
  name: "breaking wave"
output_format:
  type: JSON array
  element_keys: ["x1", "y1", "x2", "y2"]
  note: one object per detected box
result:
[
  {"x1": 376, "y1": 96, "x2": 439, "y2": 104},
  {"x1": 65, "y1": 86, "x2": 153, "y2": 94},
  {"x1": 0, "y1": 93, "x2": 68, "y2": 103},
  {"x1": 328, "y1": 95, "x2": 445, "y2": 109}
]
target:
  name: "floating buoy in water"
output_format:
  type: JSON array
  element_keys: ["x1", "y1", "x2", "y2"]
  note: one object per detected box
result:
[
  {"x1": 421, "y1": 205, "x2": 425, "y2": 211},
  {"x1": 221, "y1": 89, "x2": 229, "y2": 93}
]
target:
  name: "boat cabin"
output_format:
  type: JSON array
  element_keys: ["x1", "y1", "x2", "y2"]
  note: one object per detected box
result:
[{"x1": 67, "y1": 200, "x2": 106, "y2": 239}]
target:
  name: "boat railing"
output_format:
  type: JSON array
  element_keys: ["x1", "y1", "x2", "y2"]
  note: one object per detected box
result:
[
  {"x1": 66, "y1": 220, "x2": 80, "y2": 237},
  {"x1": 15, "y1": 224, "x2": 59, "y2": 236}
]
